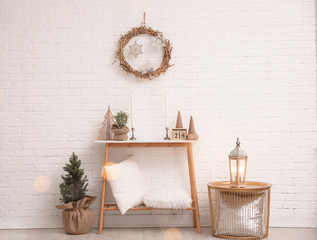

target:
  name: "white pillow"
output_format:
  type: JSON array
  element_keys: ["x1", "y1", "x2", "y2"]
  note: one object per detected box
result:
[
  {"x1": 105, "y1": 156, "x2": 147, "y2": 215},
  {"x1": 143, "y1": 188, "x2": 192, "y2": 209}
]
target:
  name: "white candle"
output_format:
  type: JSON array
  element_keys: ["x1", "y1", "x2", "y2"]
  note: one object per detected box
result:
[
  {"x1": 130, "y1": 90, "x2": 134, "y2": 128},
  {"x1": 165, "y1": 89, "x2": 168, "y2": 127}
]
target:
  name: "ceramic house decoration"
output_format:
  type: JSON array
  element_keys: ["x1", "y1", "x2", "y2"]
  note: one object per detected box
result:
[{"x1": 172, "y1": 111, "x2": 187, "y2": 140}]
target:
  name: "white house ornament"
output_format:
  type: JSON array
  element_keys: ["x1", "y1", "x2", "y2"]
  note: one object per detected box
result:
[
  {"x1": 128, "y1": 40, "x2": 143, "y2": 58},
  {"x1": 152, "y1": 36, "x2": 165, "y2": 49}
]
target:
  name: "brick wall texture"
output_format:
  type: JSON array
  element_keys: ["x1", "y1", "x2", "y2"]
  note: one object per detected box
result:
[{"x1": 0, "y1": 0, "x2": 316, "y2": 228}]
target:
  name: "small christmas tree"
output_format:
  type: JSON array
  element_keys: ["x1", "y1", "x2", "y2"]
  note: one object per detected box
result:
[
  {"x1": 97, "y1": 106, "x2": 115, "y2": 140},
  {"x1": 59, "y1": 152, "x2": 88, "y2": 204}
]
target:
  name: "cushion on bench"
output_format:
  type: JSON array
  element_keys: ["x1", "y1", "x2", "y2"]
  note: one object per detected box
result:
[{"x1": 143, "y1": 188, "x2": 192, "y2": 209}]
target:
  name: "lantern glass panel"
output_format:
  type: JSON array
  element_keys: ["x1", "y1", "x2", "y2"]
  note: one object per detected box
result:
[{"x1": 230, "y1": 158, "x2": 246, "y2": 184}]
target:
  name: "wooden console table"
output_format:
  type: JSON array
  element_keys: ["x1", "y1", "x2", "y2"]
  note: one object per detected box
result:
[{"x1": 95, "y1": 140, "x2": 201, "y2": 234}]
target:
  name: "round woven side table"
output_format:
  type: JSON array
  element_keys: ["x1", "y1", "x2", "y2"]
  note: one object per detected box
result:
[{"x1": 207, "y1": 181, "x2": 271, "y2": 239}]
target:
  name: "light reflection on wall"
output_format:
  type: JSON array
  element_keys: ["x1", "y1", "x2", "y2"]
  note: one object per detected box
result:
[{"x1": 33, "y1": 175, "x2": 50, "y2": 193}]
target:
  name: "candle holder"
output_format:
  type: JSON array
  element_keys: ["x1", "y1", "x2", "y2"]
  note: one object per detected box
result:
[
  {"x1": 130, "y1": 127, "x2": 136, "y2": 140},
  {"x1": 164, "y1": 127, "x2": 171, "y2": 140}
]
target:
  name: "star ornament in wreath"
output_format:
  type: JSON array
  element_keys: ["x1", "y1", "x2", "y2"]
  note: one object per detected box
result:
[
  {"x1": 129, "y1": 40, "x2": 143, "y2": 58},
  {"x1": 152, "y1": 36, "x2": 166, "y2": 49},
  {"x1": 139, "y1": 60, "x2": 154, "y2": 74},
  {"x1": 113, "y1": 13, "x2": 173, "y2": 80}
]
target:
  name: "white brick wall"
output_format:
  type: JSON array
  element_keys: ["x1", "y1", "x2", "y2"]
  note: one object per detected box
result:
[{"x1": 0, "y1": 0, "x2": 316, "y2": 229}]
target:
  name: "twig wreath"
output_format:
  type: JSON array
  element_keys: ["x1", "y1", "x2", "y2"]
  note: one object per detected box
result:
[{"x1": 113, "y1": 13, "x2": 173, "y2": 80}]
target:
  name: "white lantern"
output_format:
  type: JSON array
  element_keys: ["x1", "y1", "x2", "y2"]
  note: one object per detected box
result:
[{"x1": 228, "y1": 138, "x2": 248, "y2": 188}]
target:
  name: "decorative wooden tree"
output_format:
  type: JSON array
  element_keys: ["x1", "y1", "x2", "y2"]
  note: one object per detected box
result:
[
  {"x1": 176, "y1": 111, "x2": 183, "y2": 128},
  {"x1": 97, "y1": 106, "x2": 116, "y2": 140},
  {"x1": 187, "y1": 116, "x2": 199, "y2": 140}
]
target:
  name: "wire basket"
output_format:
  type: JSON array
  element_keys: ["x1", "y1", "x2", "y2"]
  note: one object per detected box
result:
[{"x1": 207, "y1": 181, "x2": 271, "y2": 239}]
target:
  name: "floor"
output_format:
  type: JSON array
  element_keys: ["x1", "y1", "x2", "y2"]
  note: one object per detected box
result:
[{"x1": 0, "y1": 227, "x2": 316, "y2": 240}]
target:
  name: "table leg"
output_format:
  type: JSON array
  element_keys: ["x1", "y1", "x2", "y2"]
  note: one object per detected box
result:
[
  {"x1": 187, "y1": 142, "x2": 201, "y2": 233},
  {"x1": 266, "y1": 187, "x2": 271, "y2": 238},
  {"x1": 98, "y1": 143, "x2": 110, "y2": 234},
  {"x1": 208, "y1": 186, "x2": 215, "y2": 236}
]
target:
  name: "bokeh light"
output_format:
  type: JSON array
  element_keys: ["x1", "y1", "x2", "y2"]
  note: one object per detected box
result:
[
  {"x1": 102, "y1": 162, "x2": 119, "y2": 181},
  {"x1": 164, "y1": 228, "x2": 182, "y2": 240},
  {"x1": 34, "y1": 175, "x2": 50, "y2": 193}
]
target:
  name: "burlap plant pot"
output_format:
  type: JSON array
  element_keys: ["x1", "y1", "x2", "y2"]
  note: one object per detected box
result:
[
  {"x1": 111, "y1": 125, "x2": 129, "y2": 141},
  {"x1": 56, "y1": 195, "x2": 96, "y2": 234}
]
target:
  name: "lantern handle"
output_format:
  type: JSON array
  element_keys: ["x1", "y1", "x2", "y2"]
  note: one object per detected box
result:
[{"x1": 236, "y1": 138, "x2": 240, "y2": 147}]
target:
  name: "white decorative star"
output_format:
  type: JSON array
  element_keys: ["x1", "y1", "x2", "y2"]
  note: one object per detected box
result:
[
  {"x1": 128, "y1": 40, "x2": 143, "y2": 58},
  {"x1": 139, "y1": 61, "x2": 154, "y2": 74},
  {"x1": 152, "y1": 36, "x2": 165, "y2": 49}
]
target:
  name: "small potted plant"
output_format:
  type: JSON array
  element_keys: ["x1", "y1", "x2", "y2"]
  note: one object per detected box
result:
[
  {"x1": 56, "y1": 153, "x2": 96, "y2": 234},
  {"x1": 112, "y1": 111, "x2": 129, "y2": 141}
]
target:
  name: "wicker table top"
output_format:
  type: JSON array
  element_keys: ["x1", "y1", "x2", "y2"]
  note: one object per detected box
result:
[{"x1": 207, "y1": 181, "x2": 272, "y2": 191}]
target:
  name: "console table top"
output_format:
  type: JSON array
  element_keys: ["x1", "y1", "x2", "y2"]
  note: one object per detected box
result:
[{"x1": 95, "y1": 140, "x2": 198, "y2": 144}]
